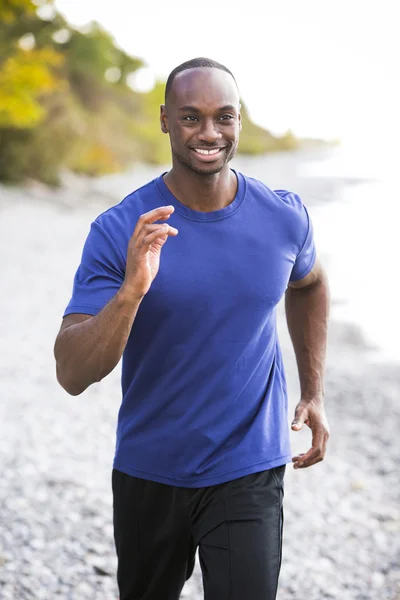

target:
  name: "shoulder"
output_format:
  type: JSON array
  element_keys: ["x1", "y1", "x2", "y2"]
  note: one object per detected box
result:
[
  {"x1": 94, "y1": 176, "x2": 162, "y2": 236},
  {"x1": 273, "y1": 188, "x2": 303, "y2": 209},
  {"x1": 241, "y1": 173, "x2": 306, "y2": 217},
  {"x1": 80, "y1": 177, "x2": 163, "y2": 258}
]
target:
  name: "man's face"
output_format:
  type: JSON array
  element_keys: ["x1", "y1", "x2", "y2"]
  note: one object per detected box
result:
[{"x1": 161, "y1": 68, "x2": 242, "y2": 176}]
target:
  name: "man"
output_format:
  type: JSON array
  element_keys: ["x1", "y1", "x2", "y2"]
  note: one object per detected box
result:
[{"x1": 54, "y1": 57, "x2": 330, "y2": 600}]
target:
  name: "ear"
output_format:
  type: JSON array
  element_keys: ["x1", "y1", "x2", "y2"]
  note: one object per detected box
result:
[
  {"x1": 238, "y1": 111, "x2": 242, "y2": 132},
  {"x1": 160, "y1": 105, "x2": 169, "y2": 134}
]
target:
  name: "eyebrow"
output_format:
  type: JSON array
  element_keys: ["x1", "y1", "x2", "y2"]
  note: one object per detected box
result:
[{"x1": 178, "y1": 104, "x2": 238, "y2": 112}]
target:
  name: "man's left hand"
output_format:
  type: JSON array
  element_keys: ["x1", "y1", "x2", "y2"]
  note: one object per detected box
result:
[{"x1": 291, "y1": 398, "x2": 330, "y2": 468}]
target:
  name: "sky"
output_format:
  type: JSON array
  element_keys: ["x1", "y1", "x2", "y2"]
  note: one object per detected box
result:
[{"x1": 54, "y1": 0, "x2": 399, "y2": 144}]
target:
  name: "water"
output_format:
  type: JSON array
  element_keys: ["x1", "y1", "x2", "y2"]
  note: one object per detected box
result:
[{"x1": 300, "y1": 145, "x2": 399, "y2": 363}]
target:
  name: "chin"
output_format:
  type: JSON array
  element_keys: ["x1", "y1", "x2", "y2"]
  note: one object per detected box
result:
[
  {"x1": 173, "y1": 147, "x2": 236, "y2": 176},
  {"x1": 190, "y1": 163, "x2": 226, "y2": 176}
]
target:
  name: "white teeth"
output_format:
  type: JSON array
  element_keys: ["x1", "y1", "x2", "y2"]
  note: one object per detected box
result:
[{"x1": 194, "y1": 148, "x2": 221, "y2": 155}]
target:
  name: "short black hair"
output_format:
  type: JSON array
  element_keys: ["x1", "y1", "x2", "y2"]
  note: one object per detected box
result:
[{"x1": 165, "y1": 57, "x2": 237, "y2": 103}]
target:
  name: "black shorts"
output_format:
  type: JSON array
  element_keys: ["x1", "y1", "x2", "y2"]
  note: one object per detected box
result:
[{"x1": 112, "y1": 466, "x2": 285, "y2": 600}]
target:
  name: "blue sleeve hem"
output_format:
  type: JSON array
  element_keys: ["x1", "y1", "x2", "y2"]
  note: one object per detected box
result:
[
  {"x1": 63, "y1": 305, "x2": 101, "y2": 317},
  {"x1": 289, "y1": 245, "x2": 317, "y2": 282}
]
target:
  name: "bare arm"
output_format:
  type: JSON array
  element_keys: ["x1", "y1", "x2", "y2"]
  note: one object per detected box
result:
[
  {"x1": 54, "y1": 290, "x2": 142, "y2": 396},
  {"x1": 285, "y1": 258, "x2": 330, "y2": 468},
  {"x1": 54, "y1": 205, "x2": 178, "y2": 396}
]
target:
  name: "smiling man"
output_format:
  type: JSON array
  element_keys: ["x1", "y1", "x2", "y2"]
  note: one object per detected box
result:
[
  {"x1": 162, "y1": 65, "x2": 240, "y2": 181},
  {"x1": 54, "y1": 57, "x2": 330, "y2": 600}
]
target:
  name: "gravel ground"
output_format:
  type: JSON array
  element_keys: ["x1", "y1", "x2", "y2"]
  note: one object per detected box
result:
[{"x1": 1, "y1": 171, "x2": 399, "y2": 600}]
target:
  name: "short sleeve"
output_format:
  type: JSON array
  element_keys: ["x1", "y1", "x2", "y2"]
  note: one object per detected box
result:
[
  {"x1": 289, "y1": 205, "x2": 317, "y2": 282},
  {"x1": 63, "y1": 220, "x2": 125, "y2": 317}
]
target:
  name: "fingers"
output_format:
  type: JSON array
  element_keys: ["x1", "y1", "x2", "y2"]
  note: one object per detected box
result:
[
  {"x1": 136, "y1": 223, "x2": 178, "y2": 248},
  {"x1": 133, "y1": 205, "x2": 175, "y2": 239},
  {"x1": 292, "y1": 400, "x2": 330, "y2": 469},
  {"x1": 132, "y1": 205, "x2": 178, "y2": 249},
  {"x1": 292, "y1": 445, "x2": 323, "y2": 469},
  {"x1": 292, "y1": 423, "x2": 329, "y2": 469},
  {"x1": 141, "y1": 224, "x2": 178, "y2": 249}
]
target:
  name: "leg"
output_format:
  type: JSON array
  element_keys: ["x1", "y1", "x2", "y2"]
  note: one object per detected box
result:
[
  {"x1": 112, "y1": 469, "x2": 195, "y2": 600},
  {"x1": 197, "y1": 467, "x2": 285, "y2": 600}
]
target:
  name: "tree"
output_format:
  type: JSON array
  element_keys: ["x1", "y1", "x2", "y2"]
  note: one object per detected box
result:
[
  {"x1": 0, "y1": 47, "x2": 63, "y2": 128},
  {"x1": 0, "y1": 0, "x2": 37, "y2": 25},
  {"x1": 0, "y1": 0, "x2": 63, "y2": 128}
]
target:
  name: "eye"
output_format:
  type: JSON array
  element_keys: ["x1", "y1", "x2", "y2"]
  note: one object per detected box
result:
[
  {"x1": 182, "y1": 115, "x2": 199, "y2": 122},
  {"x1": 219, "y1": 114, "x2": 234, "y2": 121}
]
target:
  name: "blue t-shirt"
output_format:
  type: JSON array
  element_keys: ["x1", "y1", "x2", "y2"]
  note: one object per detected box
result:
[{"x1": 64, "y1": 171, "x2": 316, "y2": 487}]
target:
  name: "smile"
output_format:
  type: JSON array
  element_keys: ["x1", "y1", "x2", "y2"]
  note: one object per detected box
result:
[{"x1": 193, "y1": 148, "x2": 224, "y2": 155}]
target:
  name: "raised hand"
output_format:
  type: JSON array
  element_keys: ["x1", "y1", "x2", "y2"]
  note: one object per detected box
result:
[{"x1": 122, "y1": 205, "x2": 178, "y2": 299}]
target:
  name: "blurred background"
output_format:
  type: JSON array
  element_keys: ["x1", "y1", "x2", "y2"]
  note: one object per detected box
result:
[{"x1": 1, "y1": 1, "x2": 399, "y2": 599}]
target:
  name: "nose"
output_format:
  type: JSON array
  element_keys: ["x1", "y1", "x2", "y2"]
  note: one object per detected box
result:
[{"x1": 197, "y1": 118, "x2": 222, "y2": 144}]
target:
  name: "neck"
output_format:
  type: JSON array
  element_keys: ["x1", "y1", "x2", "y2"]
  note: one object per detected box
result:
[{"x1": 163, "y1": 162, "x2": 237, "y2": 212}]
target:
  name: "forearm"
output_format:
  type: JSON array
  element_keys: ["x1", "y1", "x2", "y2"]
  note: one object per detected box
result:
[
  {"x1": 54, "y1": 287, "x2": 142, "y2": 395},
  {"x1": 285, "y1": 275, "x2": 330, "y2": 399}
]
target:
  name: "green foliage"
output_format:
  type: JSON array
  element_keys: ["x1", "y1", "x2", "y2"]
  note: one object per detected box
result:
[
  {"x1": 0, "y1": 0, "x2": 300, "y2": 184},
  {"x1": 0, "y1": 0, "x2": 37, "y2": 25},
  {"x1": 128, "y1": 82, "x2": 171, "y2": 165},
  {"x1": 65, "y1": 23, "x2": 142, "y2": 84},
  {"x1": 238, "y1": 104, "x2": 299, "y2": 154},
  {"x1": 0, "y1": 47, "x2": 64, "y2": 128},
  {"x1": 0, "y1": 92, "x2": 80, "y2": 184}
]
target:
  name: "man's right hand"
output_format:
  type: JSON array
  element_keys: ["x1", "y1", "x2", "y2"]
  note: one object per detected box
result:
[{"x1": 122, "y1": 205, "x2": 178, "y2": 300}]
